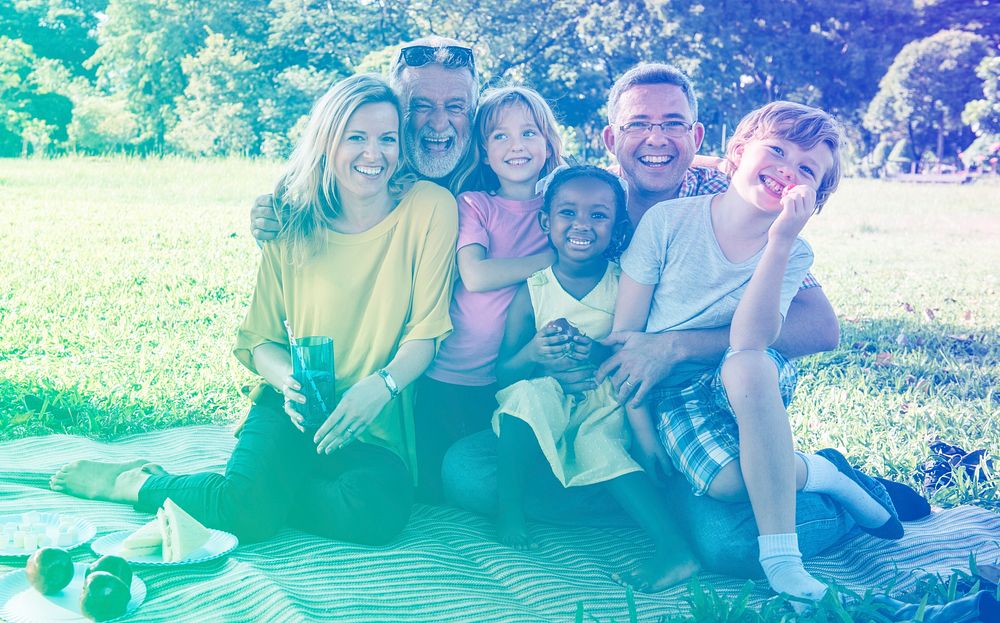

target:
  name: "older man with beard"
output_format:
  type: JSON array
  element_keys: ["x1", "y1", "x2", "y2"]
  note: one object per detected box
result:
[{"x1": 249, "y1": 36, "x2": 477, "y2": 240}]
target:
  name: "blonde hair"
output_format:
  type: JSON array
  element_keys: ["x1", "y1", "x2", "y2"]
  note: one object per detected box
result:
[
  {"x1": 725, "y1": 101, "x2": 843, "y2": 211},
  {"x1": 275, "y1": 74, "x2": 414, "y2": 263},
  {"x1": 452, "y1": 86, "x2": 565, "y2": 194}
]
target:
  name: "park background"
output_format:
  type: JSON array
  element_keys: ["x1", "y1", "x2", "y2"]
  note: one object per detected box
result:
[
  {"x1": 1, "y1": 1, "x2": 999, "y2": 620},
  {"x1": 1, "y1": 0, "x2": 999, "y2": 170},
  {"x1": 2, "y1": 0, "x2": 998, "y2": 500}
]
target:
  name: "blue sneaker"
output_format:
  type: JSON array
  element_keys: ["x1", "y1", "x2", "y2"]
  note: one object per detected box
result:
[
  {"x1": 816, "y1": 448, "x2": 904, "y2": 540},
  {"x1": 874, "y1": 476, "x2": 930, "y2": 521}
]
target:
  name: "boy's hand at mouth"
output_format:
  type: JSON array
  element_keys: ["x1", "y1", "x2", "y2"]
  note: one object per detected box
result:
[{"x1": 770, "y1": 183, "x2": 816, "y2": 244}]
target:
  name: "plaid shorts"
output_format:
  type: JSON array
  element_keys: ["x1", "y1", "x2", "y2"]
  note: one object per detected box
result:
[{"x1": 651, "y1": 348, "x2": 798, "y2": 496}]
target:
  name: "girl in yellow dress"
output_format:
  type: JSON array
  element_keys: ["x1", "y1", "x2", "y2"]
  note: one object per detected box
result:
[{"x1": 494, "y1": 166, "x2": 699, "y2": 592}]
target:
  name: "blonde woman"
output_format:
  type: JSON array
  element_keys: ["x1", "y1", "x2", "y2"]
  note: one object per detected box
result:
[{"x1": 51, "y1": 74, "x2": 458, "y2": 545}]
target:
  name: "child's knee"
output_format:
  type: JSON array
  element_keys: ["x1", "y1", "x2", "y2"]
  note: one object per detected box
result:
[
  {"x1": 705, "y1": 462, "x2": 748, "y2": 503},
  {"x1": 721, "y1": 350, "x2": 778, "y2": 391}
]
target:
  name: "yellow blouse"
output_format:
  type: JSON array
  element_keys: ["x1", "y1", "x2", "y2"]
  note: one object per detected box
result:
[{"x1": 234, "y1": 181, "x2": 458, "y2": 471}]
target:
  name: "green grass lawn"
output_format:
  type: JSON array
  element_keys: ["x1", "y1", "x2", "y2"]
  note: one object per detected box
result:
[
  {"x1": 1, "y1": 157, "x2": 998, "y2": 621},
  {"x1": 1, "y1": 157, "x2": 997, "y2": 515}
]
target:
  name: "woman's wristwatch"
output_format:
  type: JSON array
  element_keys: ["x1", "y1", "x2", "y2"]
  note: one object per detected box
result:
[{"x1": 376, "y1": 368, "x2": 400, "y2": 400}]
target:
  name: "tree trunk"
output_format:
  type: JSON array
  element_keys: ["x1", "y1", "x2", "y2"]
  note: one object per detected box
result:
[
  {"x1": 936, "y1": 122, "x2": 945, "y2": 173},
  {"x1": 907, "y1": 120, "x2": 920, "y2": 173}
]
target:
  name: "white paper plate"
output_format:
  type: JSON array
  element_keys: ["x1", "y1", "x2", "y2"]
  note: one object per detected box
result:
[
  {"x1": 0, "y1": 562, "x2": 145, "y2": 623},
  {"x1": 90, "y1": 529, "x2": 238, "y2": 566},
  {"x1": 0, "y1": 514, "x2": 97, "y2": 557}
]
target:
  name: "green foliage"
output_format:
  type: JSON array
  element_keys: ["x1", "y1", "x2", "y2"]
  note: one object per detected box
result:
[
  {"x1": 963, "y1": 56, "x2": 1000, "y2": 138},
  {"x1": 1, "y1": 2, "x2": 998, "y2": 166},
  {"x1": 0, "y1": 0, "x2": 106, "y2": 76},
  {"x1": 661, "y1": 0, "x2": 919, "y2": 141},
  {"x1": 0, "y1": 35, "x2": 73, "y2": 155},
  {"x1": 65, "y1": 89, "x2": 140, "y2": 152},
  {"x1": 87, "y1": 0, "x2": 269, "y2": 153},
  {"x1": 574, "y1": 560, "x2": 1000, "y2": 621},
  {"x1": 863, "y1": 29, "x2": 993, "y2": 167},
  {"x1": 167, "y1": 32, "x2": 260, "y2": 156}
]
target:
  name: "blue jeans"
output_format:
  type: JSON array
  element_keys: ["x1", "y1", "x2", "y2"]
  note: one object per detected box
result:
[{"x1": 442, "y1": 429, "x2": 856, "y2": 578}]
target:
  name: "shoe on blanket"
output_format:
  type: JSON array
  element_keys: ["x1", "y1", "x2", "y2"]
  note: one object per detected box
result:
[
  {"x1": 874, "y1": 477, "x2": 931, "y2": 521},
  {"x1": 816, "y1": 448, "x2": 904, "y2": 540}
]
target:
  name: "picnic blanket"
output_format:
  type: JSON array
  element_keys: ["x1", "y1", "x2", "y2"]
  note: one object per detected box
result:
[{"x1": 2, "y1": 425, "x2": 998, "y2": 622}]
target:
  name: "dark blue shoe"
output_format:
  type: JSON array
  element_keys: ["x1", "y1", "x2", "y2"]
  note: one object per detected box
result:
[
  {"x1": 874, "y1": 476, "x2": 931, "y2": 521},
  {"x1": 816, "y1": 448, "x2": 904, "y2": 540}
]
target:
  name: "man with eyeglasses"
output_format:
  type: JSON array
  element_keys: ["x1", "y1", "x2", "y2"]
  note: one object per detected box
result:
[
  {"x1": 595, "y1": 63, "x2": 840, "y2": 426},
  {"x1": 443, "y1": 62, "x2": 926, "y2": 586},
  {"x1": 248, "y1": 36, "x2": 477, "y2": 241}
]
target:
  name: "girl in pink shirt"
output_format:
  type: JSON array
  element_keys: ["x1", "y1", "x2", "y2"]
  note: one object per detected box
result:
[{"x1": 415, "y1": 86, "x2": 566, "y2": 500}]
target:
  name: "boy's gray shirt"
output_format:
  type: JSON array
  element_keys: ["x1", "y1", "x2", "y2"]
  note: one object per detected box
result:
[{"x1": 619, "y1": 193, "x2": 813, "y2": 384}]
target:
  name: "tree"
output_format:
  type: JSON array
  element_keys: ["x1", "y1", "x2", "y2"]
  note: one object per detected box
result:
[
  {"x1": 0, "y1": 0, "x2": 106, "y2": 78},
  {"x1": 167, "y1": 32, "x2": 260, "y2": 156},
  {"x1": 87, "y1": 0, "x2": 270, "y2": 152},
  {"x1": 918, "y1": 0, "x2": 999, "y2": 45},
  {"x1": 658, "y1": 0, "x2": 920, "y2": 154},
  {"x1": 863, "y1": 29, "x2": 992, "y2": 168},
  {"x1": 960, "y1": 55, "x2": 1000, "y2": 170},
  {"x1": 66, "y1": 90, "x2": 140, "y2": 153},
  {"x1": 963, "y1": 56, "x2": 1000, "y2": 136},
  {"x1": 0, "y1": 36, "x2": 73, "y2": 155}
]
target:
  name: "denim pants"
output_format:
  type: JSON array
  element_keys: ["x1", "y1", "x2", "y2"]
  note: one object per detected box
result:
[
  {"x1": 137, "y1": 390, "x2": 414, "y2": 545},
  {"x1": 413, "y1": 376, "x2": 497, "y2": 503},
  {"x1": 441, "y1": 429, "x2": 855, "y2": 578}
]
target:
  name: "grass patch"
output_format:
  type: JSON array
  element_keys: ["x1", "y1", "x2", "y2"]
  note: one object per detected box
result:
[
  {"x1": 2, "y1": 159, "x2": 998, "y2": 620},
  {"x1": 2, "y1": 161, "x2": 996, "y2": 503},
  {"x1": 576, "y1": 560, "x2": 999, "y2": 622}
]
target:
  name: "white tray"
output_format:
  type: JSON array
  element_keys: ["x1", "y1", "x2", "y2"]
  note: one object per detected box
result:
[
  {"x1": 0, "y1": 514, "x2": 96, "y2": 557},
  {"x1": 0, "y1": 562, "x2": 145, "y2": 623},
  {"x1": 91, "y1": 529, "x2": 238, "y2": 566}
]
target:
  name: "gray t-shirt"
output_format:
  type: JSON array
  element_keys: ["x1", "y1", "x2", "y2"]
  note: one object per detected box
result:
[{"x1": 620, "y1": 194, "x2": 813, "y2": 382}]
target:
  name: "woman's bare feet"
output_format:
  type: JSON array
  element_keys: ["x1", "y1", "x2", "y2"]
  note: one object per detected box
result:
[
  {"x1": 612, "y1": 551, "x2": 700, "y2": 593},
  {"x1": 497, "y1": 511, "x2": 536, "y2": 551},
  {"x1": 49, "y1": 460, "x2": 165, "y2": 504}
]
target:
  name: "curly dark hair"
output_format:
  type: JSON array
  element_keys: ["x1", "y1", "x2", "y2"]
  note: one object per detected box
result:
[{"x1": 541, "y1": 165, "x2": 632, "y2": 260}]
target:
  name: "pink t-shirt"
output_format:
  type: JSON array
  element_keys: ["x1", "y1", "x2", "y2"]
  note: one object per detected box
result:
[{"x1": 426, "y1": 191, "x2": 549, "y2": 386}]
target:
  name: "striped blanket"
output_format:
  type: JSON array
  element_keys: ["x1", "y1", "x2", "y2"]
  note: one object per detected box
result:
[{"x1": 2, "y1": 425, "x2": 998, "y2": 622}]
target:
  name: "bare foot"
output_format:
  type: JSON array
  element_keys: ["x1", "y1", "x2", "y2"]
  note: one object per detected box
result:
[
  {"x1": 612, "y1": 552, "x2": 700, "y2": 593},
  {"x1": 496, "y1": 512, "x2": 536, "y2": 551},
  {"x1": 49, "y1": 460, "x2": 164, "y2": 503}
]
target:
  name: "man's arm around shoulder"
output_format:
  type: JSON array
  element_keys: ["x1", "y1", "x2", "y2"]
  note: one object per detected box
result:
[{"x1": 772, "y1": 286, "x2": 840, "y2": 358}]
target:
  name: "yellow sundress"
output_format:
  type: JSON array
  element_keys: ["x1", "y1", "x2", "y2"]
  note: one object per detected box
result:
[{"x1": 492, "y1": 264, "x2": 641, "y2": 487}]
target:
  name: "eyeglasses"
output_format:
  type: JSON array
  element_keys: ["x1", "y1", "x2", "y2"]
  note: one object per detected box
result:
[
  {"x1": 398, "y1": 45, "x2": 475, "y2": 71},
  {"x1": 618, "y1": 120, "x2": 694, "y2": 137}
]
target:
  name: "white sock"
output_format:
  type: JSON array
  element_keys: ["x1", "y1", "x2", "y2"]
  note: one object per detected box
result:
[
  {"x1": 758, "y1": 533, "x2": 827, "y2": 601},
  {"x1": 799, "y1": 453, "x2": 891, "y2": 529}
]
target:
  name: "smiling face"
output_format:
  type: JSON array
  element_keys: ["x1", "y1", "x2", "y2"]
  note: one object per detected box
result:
[
  {"x1": 540, "y1": 178, "x2": 619, "y2": 263},
  {"x1": 399, "y1": 64, "x2": 475, "y2": 180},
  {"x1": 602, "y1": 83, "x2": 704, "y2": 203},
  {"x1": 484, "y1": 103, "x2": 550, "y2": 194},
  {"x1": 332, "y1": 101, "x2": 400, "y2": 203},
  {"x1": 730, "y1": 134, "x2": 834, "y2": 213}
]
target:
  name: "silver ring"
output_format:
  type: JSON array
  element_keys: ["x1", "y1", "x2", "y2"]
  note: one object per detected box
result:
[
  {"x1": 623, "y1": 380, "x2": 634, "y2": 387},
  {"x1": 346, "y1": 427, "x2": 354, "y2": 435}
]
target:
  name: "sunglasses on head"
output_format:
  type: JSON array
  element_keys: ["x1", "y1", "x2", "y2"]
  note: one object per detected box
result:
[{"x1": 399, "y1": 45, "x2": 475, "y2": 71}]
